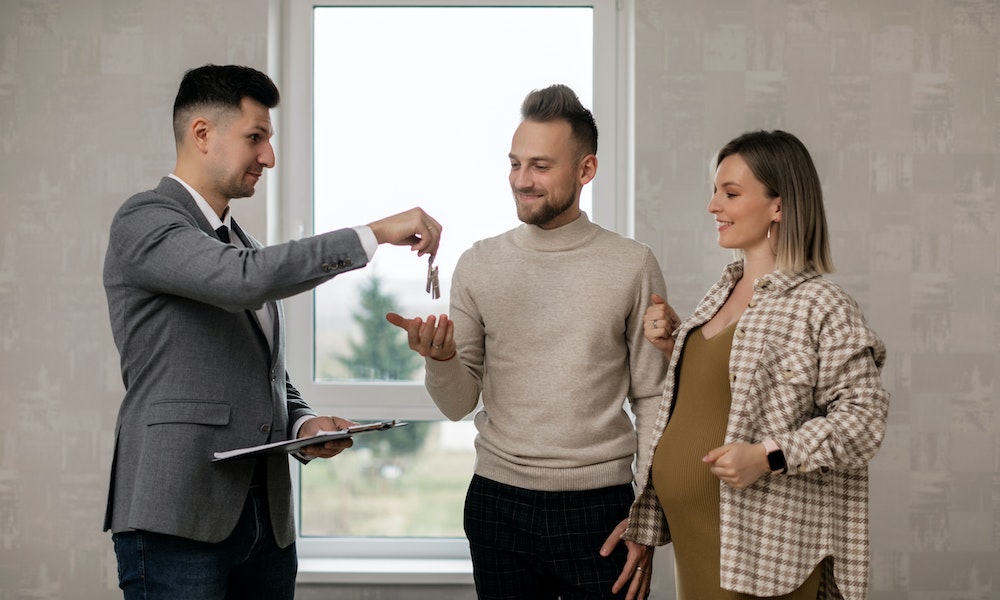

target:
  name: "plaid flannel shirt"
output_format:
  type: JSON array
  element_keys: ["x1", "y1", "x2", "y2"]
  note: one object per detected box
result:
[{"x1": 625, "y1": 261, "x2": 888, "y2": 600}]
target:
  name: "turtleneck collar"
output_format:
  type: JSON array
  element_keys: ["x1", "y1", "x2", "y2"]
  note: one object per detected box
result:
[{"x1": 511, "y1": 212, "x2": 600, "y2": 252}]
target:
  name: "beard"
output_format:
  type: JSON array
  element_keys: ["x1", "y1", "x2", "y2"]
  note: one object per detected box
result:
[
  {"x1": 227, "y1": 184, "x2": 257, "y2": 199},
  {"x1": 221, "y1": 176, "x2": 259, "y2": 200},
  {"x1": 210, "y1": 158, "x2": 260, "y2": 200},
  {"x1": 514, "y1": 188, "x2": 577, "y2": 228}
]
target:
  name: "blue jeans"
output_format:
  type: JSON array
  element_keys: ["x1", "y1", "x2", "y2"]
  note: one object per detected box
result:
[{"x1": 113, "y1": 486, "x2": 296, "y2": 600}]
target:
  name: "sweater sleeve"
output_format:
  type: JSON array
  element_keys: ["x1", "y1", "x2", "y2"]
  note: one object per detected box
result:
[
  {"x1": 625, "y1": 262, "x2": 738, "y2": 548},
  {"x1": 626, "y1": 248, "x2": 670, "y2": 480},
  {"x1": 423, "y1": 250, "x2": 483, "y2": 421}
]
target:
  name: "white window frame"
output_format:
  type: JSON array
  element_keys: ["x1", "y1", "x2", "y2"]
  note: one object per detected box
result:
[{"x1": 268, "y1": 0, "x2": 634, "y2": 579}]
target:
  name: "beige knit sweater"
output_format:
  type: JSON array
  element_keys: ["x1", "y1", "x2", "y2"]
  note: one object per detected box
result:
[{"x1": 424, "y1": 213, "x2": 669, "y2": 492}]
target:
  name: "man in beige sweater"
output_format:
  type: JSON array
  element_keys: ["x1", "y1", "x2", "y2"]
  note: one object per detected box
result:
[{"x1": 387, "y1": 85, "x2": 675, "y2": 600}]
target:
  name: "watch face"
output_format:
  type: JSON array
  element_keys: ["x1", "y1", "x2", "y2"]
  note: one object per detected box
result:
[{"x1": 767, "y1": 450, "x2": 786, "y2": 472}]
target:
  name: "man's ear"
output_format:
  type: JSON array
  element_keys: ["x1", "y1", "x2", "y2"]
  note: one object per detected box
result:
[
  {"x1": 579, "y1": 154, "x2": 598, "y2": 186},
  {"x1": 190, "y1": 117, "x2": 212, "y2": 154}
]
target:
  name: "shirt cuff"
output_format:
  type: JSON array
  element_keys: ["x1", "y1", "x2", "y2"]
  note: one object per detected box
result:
[
  {"x1": 291, "y1": 415, "x2": 315, "y2": 461},
  {"x1": 352, "y1": 225, "x2": 378, "y2": 261}
]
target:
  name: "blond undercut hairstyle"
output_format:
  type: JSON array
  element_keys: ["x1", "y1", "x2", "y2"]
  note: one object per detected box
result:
[
  {"x1": 520, "y1": 84, "x2": 598, "y2": 160},
  {"x1": 715, "y1": 130, "x2": 834, "y2": 275}
]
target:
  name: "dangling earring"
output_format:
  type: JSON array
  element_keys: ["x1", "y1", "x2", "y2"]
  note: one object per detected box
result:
[{"x1": 767, "y1": 221, "x2": 778, "y2": 255}]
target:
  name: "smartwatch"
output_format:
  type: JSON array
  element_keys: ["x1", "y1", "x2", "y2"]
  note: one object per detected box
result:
[{"x1": 762, "y1": 439, "x2": 787, "y2": 474}]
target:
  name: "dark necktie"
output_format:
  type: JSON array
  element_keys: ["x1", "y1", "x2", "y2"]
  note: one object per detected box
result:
[{"x1": 212, "y1": 221, "x2": 271, "y2": 482}]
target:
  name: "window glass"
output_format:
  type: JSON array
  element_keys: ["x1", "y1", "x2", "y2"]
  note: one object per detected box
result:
[
  {"x1": 311, "y1": 6, "x2": 594, "y2": 383},
  {"x1": 281, "y1": 1, "x2": 622, "y2": 557},
  {"x1": 301, "y1": 4, "x2": 594, "y2": 542},
  {"x1": 300, "y1": 419, "x2": 476, "y2": 537}
]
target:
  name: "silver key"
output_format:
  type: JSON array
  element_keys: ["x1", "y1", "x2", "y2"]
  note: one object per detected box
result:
[{"x1": 426, "y1": 254, "x2": 440, "y2": 299}]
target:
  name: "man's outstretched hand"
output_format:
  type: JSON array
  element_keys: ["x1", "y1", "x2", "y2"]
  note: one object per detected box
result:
[{"x1": 386, "y1": 312, "x2": 456, "y2": 362}]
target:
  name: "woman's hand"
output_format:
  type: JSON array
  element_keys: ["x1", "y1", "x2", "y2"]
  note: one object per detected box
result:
[
  {"x1": 643, "y1": 294, "x2": 682, "y2": 358},
  {"x1": 703, "y1": 442, "x2": 772, "y2": 489}
]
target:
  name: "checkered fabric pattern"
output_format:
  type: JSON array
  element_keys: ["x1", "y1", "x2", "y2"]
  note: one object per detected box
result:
[
  {"x1": 625, "y1": 261, "x2": 888, "y2": 600},
  {"x1": 464, "y1": 475, "x2": 633, "y2": 600}
]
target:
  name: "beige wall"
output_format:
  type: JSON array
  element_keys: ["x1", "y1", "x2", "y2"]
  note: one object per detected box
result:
[
  {"x1": 0, "y1": 0, "x2": 996, "y2": 598},
  {"x1": 633, "y1": 1, "x2": 1000, "y2": 598},
  {"x1": 0, "y1": 1, "x2": 271, "y2": 597}
]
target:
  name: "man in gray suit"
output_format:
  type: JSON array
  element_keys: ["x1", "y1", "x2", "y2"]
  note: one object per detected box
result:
[{"x1": 103, "y1": 64, "x2": 441, "y2": 599}]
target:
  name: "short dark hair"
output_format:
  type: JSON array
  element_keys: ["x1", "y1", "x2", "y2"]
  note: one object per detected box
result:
[
  {"x1": 172, "y1": 64, "x2": 280, "y2": 141},
  {"x1": 715, "y1": 130, "x2": 834, "y2": 274},
  {"x1": 520, "y1": 84, "x2": 598, "y2": 157}
]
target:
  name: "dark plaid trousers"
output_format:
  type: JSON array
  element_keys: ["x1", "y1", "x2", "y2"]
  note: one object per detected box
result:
[{"x1": 464, "y1": 474, "x2": 633, "y2": 600}]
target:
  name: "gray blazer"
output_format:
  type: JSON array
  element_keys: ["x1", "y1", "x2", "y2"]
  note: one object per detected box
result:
[{"x1": 103, "y1": 177, "x2": 369, "y2": 547}]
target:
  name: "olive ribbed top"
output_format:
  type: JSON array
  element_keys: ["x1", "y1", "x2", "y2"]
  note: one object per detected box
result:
[{"x1": 651, "y1": 322, "x2": 820, "y2": 599}]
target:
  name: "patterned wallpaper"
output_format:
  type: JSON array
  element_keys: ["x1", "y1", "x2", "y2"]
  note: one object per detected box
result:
[
  {"x1": 632, "y1": 1, "x2": 1000, "y2": 599},
  {"x1": 0, "y1": 0, "x2": 996, "y2": 598},
  {"x1": 0, "y1": 1, "x2": 272, "y2": 598}
]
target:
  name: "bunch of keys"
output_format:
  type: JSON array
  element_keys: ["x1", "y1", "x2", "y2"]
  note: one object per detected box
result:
[{"x1": 425, "y1": 254, "x2": 440, "y2": 299}]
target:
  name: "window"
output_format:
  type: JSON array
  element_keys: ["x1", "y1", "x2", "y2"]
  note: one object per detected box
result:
[{"x1": 274, "y1": 0, "x2": 630, "y2": 572}]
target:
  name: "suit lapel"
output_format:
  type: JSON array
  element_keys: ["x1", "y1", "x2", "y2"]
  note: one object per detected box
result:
[
  {"x1": 155, "y1": 177, "x2": 219, "y2": 239},
  {"x1": 154, "y1": 177, "x2": 280, "y2": 367}
]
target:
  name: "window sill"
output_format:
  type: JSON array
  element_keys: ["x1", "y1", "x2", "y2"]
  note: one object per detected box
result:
[{"x1": 297, "y1": 558, "x2": 475, "y2": 585}]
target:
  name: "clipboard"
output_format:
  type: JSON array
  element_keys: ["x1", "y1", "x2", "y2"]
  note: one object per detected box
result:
[{"x1": 211, "y1": 419, "x2": 408, "y2": 462}]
